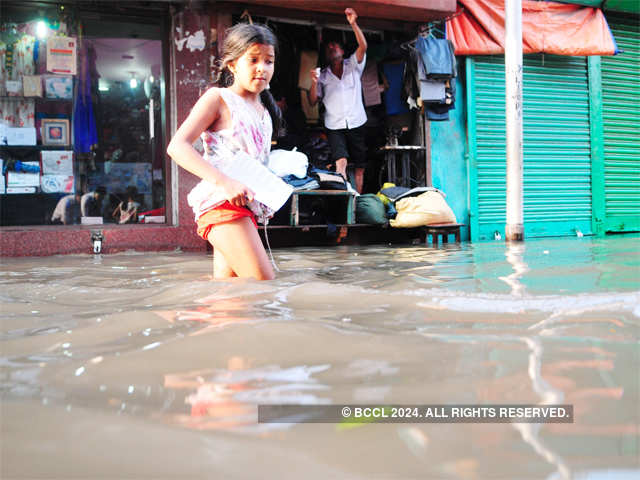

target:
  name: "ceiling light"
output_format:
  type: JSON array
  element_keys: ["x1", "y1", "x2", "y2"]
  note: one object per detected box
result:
[
  {"x1": 129, "y1": 73, "x2": 138, "y2": 89},
  {"x1": 36, "y1": 21, "x2": 48, "y2": 39}
]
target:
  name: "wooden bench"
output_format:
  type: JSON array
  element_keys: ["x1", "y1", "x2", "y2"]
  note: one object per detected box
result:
[{"x1": 422, "y1": 223, "x2": 464, "y2": 245}]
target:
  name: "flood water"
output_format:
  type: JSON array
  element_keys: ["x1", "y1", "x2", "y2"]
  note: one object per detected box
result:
[{"x1": 1, "y1": 235, "x2": 639, "y2": 479}]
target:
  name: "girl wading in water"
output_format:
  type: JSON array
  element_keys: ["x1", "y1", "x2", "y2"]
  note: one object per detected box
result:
[{"x1": 167, "y1": 23, "x2": 284, "y2": 280}]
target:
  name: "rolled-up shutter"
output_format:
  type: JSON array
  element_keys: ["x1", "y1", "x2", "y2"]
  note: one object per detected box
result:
[
  {"x1": 469, "y1": 55, "x2": 592, "y2": 240},
  {"x1": 601, "y1": 15, "x2": 640, "y2": 232}
]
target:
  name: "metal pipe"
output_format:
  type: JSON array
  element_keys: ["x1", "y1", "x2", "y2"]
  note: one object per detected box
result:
[{"x1": 505, "y1": 0, "x2": 524, "y2": 241}]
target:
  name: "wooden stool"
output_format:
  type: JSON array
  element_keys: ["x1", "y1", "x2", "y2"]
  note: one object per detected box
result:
[{"x1": 423, "y1": 223, "x2": 463, "y2": 245}]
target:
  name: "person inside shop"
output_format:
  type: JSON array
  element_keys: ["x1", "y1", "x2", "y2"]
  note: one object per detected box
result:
[
  {"x1": 308, "y1": 7, "x2": 368, "y2": 193},
  {"x1": 80, "y1": 186, "x2": 107, "y2": 218},
  {"x1": 112, "y1": 186, "x2": 141, "y2": 224},
  {"x1": 51, "y1": 192, "x2": 82, "y2": 225}
]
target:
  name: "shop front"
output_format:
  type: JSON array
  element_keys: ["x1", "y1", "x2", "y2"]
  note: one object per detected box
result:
[
  {"x1": 600, "y1": 13, "x2": 640, "y2": 234},
  {"x1": 0, "y1": 0, "x2": 201, "y2": 256},
  {"x1": 444, "y1": 0, "x2": 638, "y2": 241},
  {"x1": 2, "y1": 0, "x2": 461, "y2": 255},
  {"x1": 170, "y1": 0, "x2": 459, "y2": 249}
]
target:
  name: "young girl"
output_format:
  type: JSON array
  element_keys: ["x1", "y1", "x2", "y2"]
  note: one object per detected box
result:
[{"x1": 167, "y1": 23, "x2": 284, "y2": 280}]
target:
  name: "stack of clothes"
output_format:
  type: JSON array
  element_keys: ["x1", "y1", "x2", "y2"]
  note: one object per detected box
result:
[{"x1": 403, "y1": 36, "x2": 457, "y2": 121}]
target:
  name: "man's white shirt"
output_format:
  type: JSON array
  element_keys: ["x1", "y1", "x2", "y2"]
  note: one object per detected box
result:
[{"x1": 318, "y1": 52, "x2": 367, "y2": 130}]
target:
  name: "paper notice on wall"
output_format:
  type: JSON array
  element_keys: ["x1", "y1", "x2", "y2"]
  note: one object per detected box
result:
[
  {"x1": 41, "y1": 174, "x2": 75, "y2": 193},
  {"x1": 7, "y1": 127, "x2": 37, "y2": 146},
  {"x1": 0, "y1": 174, "x2": 5, "y2": 194},
  {"x1": 41, "y1": 150, "x2": 73, "y2": 175},
  {"x1": 8, "y1": 171, "x2": 40, "y2": 187},
  {"x1": 47, "y1": 36, "x2": 77, "y2": 75},
  {"x1": 23, "y1": 75, "x2": 43, "y2": 97}
]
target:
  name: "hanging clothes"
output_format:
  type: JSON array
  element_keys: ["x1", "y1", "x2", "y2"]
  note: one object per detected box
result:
[
  {"x1": 415, "y1": 36, "x2": 456, "y2": 80},
  {"x1": 0, "y1": 97, "x2": 35, "y2": 127},
  {"x1": 73, "y1": 42, "x2": 98, "y2": 153},
  {"x1": 361, "y1": 60, "x2": 382, "y2": 107},
  {"x1": 382, "y1": 62, "x2": 409, "y2": 116}
]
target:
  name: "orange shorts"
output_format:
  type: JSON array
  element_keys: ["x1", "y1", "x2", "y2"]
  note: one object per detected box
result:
[{"x1": 196, "y1": 202, "x2": 257, "y2": 241}]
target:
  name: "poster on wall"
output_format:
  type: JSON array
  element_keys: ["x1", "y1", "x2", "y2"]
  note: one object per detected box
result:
[
  {"x1": 41, "y1": 150, "x2": 73, "y2": 175},
  {"x1": 23, "y1": 75, "x2": 43, "y2": 97},
  {"x1": 44, "y1": 76, "x2": 73, "y2": 99},
  {"x1": 7, "y1": 171, "x2": 40, "y2": 187},
  {"x1": 41, "y1": 174, "x2": 75, "y2": 193},
  {"x1": 46, "y1": 36, "x2": 77, "y2": 75}
]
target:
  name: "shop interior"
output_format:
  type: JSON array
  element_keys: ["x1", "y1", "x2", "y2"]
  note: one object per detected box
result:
[
  {"x1": 250, "y1": 14, "x2": 433, "y2": 227},
  {"x1": 0, "y1": 8, "x2": 166, "y2": 227}
]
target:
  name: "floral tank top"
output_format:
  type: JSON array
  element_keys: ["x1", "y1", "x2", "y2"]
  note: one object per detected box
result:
[{"x1": 187, "y1": 88, "x2": 273, "y2": 220}]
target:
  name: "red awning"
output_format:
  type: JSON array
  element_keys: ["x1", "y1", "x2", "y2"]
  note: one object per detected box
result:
[
  {"x1": 447, "y1": 0, "x2": 617, "y2": 56},
  {"x1": 218, "y1": 0, "x2": 457, "y2": 23}
]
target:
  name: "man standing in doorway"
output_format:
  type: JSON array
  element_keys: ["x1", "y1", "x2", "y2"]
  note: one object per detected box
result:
[{"x1": 309, "y1": 7, "x2": 368, "y2": 193}]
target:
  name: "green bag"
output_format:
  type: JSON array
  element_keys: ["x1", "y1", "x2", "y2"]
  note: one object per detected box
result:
[{"x1": 356, "y1": 194, "x2": 388, "y2": 225}]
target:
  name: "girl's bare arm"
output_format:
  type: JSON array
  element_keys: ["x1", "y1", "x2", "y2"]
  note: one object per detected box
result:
[{"x1": 166, "y1": 88, "x2": 254, "y2": 204}]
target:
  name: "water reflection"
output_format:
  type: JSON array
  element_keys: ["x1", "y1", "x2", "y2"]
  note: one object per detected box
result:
[
  {"x1": 500, "y1": 242, "x2": 528, "y2": 296},
  {"x1": 163, "y1": 360, "x2": 331, "y2": 433},
  {"x1": 0, "y1": 237, "x2": 638, "y2": 478}
]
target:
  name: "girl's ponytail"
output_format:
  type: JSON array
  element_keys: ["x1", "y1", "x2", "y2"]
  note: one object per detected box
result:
[{"x1": 260, "y1": 89, "x2": 285, "y2": 138}]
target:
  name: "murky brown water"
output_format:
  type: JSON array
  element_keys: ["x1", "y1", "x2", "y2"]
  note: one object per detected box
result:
[{"x1": 1, "y1": 235, "x2": 639, "y2": 479}]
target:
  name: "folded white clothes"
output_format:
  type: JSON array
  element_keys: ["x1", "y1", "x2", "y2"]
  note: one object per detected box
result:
[{"x1": 268, "y1": 148, "x2": 309, "y2": 179}]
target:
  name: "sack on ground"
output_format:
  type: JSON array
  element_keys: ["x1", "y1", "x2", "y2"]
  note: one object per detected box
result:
[
  {"x1": 390, "y1": 190, "x2": 456, "y2": 228},
  {"x1": 356, "y1": 194, "x2": 387, "y2": 225}
]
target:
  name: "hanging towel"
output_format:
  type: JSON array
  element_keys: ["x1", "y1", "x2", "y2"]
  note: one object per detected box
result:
[{"x1": 362, "y1": 61, "x2": 381, "y2": 106}]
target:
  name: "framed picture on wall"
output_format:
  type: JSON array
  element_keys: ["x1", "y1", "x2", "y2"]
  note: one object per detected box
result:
[{"x1": 42, "y1": 119, "x2": 70, "y2": 146}]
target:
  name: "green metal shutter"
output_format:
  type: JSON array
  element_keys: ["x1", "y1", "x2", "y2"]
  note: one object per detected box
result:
[
  {"x1": 601, "y1": 16, "x2": 640, "y2": 232},
  {"x1": 469, "y1": 55, "x2": 593, "y2": 240}
]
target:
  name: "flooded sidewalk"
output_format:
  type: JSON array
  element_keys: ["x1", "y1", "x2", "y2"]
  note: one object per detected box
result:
[{"x1": 1, "y1": 235, "x2": 639, "y2": 479}]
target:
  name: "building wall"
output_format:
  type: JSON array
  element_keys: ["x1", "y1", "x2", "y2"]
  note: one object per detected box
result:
[{"x1": 430, "y1": 74, "x2": 470, "y2": 241}]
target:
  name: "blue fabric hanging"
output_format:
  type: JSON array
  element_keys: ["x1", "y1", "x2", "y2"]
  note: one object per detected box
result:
[
  {"x1": 74, "y1": 43, "x2": 98, "y2": 153},
  {"x1": 416, "y1": 36, "x2": 457, "y2": 80}
]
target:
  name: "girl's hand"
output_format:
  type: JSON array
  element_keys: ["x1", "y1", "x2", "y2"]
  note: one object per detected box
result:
[
  {"x1": 345, "y1": 8, "x2": 358, "y2": 25},
  {"x1": 221, "y1": 177, "x2": 255, "y2": 207}
]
